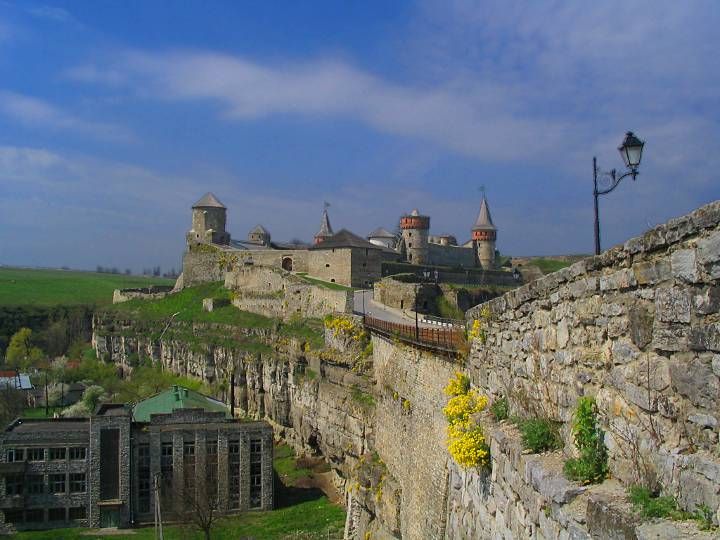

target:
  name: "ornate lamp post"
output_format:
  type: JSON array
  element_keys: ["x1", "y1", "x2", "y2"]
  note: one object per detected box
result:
[{"x1": 593, "y1": 131, "x2": 645, "y2": 255}]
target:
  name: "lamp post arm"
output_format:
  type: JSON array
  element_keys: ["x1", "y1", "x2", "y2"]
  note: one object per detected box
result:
[{"x1": 595, "y1": 168, "x2": 638, "y2": 196}]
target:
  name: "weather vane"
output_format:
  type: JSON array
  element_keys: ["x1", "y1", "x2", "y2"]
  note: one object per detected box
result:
[
  {"x1": 479, "y1": 185, "x2": 485, "y2": 194},
  {"x1": 323, "y1": 201, "x2": 330, "y2": 209}
]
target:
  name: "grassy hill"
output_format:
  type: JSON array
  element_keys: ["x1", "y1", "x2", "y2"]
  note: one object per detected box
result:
[{"x1": 0, "y1": 267, "x2": 174, "y2": 307}]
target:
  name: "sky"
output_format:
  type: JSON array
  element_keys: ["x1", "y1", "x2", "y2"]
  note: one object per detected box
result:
[{"x1": 0, "y1": 1, "x2": 718, "y2": 273}]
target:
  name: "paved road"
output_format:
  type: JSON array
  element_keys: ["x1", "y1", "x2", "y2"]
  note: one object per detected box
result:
[{"x1": 353, "y1": 289, "x2": 445, "y2": 328}]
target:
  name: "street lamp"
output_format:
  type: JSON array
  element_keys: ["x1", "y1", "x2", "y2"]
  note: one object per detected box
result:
[{"x1": 593, "y1": 131, "x2": 645, "y2": 255}]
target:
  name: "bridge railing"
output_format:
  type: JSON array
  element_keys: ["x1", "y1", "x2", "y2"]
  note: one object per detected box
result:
[{"x1": 363, "y1": 316, "x2": 466, "y2": 352}]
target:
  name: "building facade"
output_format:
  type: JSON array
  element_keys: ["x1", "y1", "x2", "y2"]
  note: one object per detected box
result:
[{"x1": 0, "y1": 387, "x2": 273, "y2": 531}]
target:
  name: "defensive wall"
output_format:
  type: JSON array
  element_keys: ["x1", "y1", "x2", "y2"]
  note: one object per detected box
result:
[
  {"x1": 112, "y1": 285, "x2": 174, "y2": 304},
  {"x1": 224, "y1": 265, "x2": 352, "y2": 320},
  {"x1": 459, "y1": 199, "x2": 720, "y2": 537},
  {"x1": 182, "y1": 245, "x2": 309, "y2": 286},
  {"x1": 428, "y1": 243, "x2": 477, "y2": 268}
]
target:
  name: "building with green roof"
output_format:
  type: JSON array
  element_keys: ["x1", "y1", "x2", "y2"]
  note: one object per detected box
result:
[{"x1": 132, "y1": 385, "x2": 231, "y2": 422}]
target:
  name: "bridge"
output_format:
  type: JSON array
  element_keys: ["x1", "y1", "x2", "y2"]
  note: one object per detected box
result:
[{"x1": 363, "y1": 315, "x2": 466, "y2": 354}]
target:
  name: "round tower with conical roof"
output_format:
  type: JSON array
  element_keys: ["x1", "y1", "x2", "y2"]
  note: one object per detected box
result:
[
  {"x1": 400, "y1": 209, "x2": 430, "y2": 265},
  {"x1": 472, "y1": 196, "x2": 497, "y2": 269},
  {"x1": 187, "y1": 192, "x2": 230, "y2": 246}
]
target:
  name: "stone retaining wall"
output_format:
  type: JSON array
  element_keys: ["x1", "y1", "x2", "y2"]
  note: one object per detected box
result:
[{"x1": 465, "y1": 200, "x2": 720, "y2": 525}]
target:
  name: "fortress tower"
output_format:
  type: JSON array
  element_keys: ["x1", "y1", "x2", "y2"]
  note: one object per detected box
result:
[
  {"x1": 186, "y1": 192, "x2": 230, "y2": 246},
  {"x1": 400, "y1": 209, "x2": 430, "y2": 265},
  {"x1": 314, "y1": 205, "x2": 334, "y2": 245},
  {"x1": 472, "y1": 195, "x2": 497, "y2": 269}
]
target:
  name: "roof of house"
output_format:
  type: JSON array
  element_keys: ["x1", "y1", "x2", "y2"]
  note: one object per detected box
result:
[
  {"x1": 250, "y1": 224, "x2": 269, "y2": 235},
  {"x1": 192, "y1": 192, "x2": 226, "y2": 209},
  {"x1": 132, "y1": 385, "x2": 231, "y2": 422},
  {"x1": 473, "y1": 196, "x2": 496, "y2": 231},
  {"x1": 0, "y1": 374, "x2": 33, "y2": 390},
  {"x1": 309, "y1": 229, "x2": 383, "y2": 250},
  {"x1": 315, "y1": 208, "x2": 333, "y2": 239},
  {"x1": 368, "y1": 227, "x2": 395, "y2": 239}
]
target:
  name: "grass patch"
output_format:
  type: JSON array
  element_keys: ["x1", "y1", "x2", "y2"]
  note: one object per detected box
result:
[
  {"x1": 0, "y1": 267, "x2": 173, "y2": 307},
  {"x1": 490, "y1": 397, "x2": 509, "y2": 421},
  {"x1": 628, "y1": 486, "x2": 692, "y2": 521},
  {"x1": 279, "y1": 317, "x2": 325, "y2": 349},
  {"x1": 14, "y1": 497, "x2": 345, "y2": 539},
  {"x1": 295, "y1": 273, "x2": 354, "y2": 291},
  {"x1": 274, "y1": 443, "x2": 313, "y2": 486},
  {"x1": 436, "y1": 296, "x2": 464, "y2": 320},
  {"x1": 350, "y1": 385, "x2": 376, "y2": 409},
  {"x1": 105, "y1": 282, "x2": 273, "y2": 329},
  {"x1": 20, "y1": 406, "x2": 63, "y2": 418},
  {"x1": 514, "y1": 417, "x2": 562, "y2": 453},
  {"x1": 527, "y1": 258, "x2": 573, "y2": 275}
]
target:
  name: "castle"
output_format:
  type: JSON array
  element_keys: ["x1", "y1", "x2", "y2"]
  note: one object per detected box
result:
[{"x1": 181, "y1": 192, "x2": 501, "y2": 288}]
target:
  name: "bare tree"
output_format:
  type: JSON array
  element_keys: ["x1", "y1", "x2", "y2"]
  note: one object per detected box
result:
[{"x1": 181, "y1": 484, "x2": 220, "y2": 540}]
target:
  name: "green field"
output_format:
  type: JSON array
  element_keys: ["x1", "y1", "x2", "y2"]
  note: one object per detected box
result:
[{"x1": 0, "y1": 267, "x2": 174, "y2": 307}]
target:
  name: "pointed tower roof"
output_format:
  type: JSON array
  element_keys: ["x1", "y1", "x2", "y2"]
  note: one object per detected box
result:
[
  {"x1": 193, "y1": 192, "x2": 226, "y2": 209},
  {"x1": 473, "y1": 196, "x2": 496, "y2": 231},
  {"x1": 250, "y1": 224, "x2": 269, "y2": 235},
  {"x1": 315, "y1": 208, "x2": 334, "y2": 239}
]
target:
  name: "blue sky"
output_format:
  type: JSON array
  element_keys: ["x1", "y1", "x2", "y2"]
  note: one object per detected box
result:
[{"x1": 0, "y1": 1, "x2": 718, "y2": 272}]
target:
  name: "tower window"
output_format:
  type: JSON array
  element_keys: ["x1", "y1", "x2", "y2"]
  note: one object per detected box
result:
[{"x1": 409, "y1": 243, "x2": 412, "y2": 248}]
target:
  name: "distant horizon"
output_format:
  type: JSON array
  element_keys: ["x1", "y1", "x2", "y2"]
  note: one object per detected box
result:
[{"x1": 1, "y1": 1, "x2": 718, "y2": 271}]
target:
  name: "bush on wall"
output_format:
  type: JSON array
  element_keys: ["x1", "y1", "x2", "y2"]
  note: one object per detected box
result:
[{"x1": 442, "y1": 372, "x2": 490, "y2": 469}]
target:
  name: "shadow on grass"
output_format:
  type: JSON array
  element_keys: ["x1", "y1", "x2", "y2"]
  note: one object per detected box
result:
[{"x1": 273, "y1": 469, "x2": 325, "y2": 509}]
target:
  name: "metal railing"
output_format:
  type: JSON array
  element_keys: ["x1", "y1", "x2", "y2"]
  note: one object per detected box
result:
[{"x1": 363, "y1": 316, "x2": 465, "y2": 352}]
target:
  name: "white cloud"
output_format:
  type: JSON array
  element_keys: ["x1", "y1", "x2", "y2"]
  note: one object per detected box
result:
[
  {"x1": 0, "y1": 91, "x2": 132, "y2": 141},
  {"x1": 26, "y1": 5, "x2": 77, "y2": 24}
]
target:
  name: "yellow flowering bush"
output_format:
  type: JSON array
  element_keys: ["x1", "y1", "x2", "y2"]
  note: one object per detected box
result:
[
  {"x1": 444, "y1": 371, "x2": 470, "y2": 397},
  {"x1": 324, "y1": 315, "x2": 367, "y2": 342},
  {"x1": 468, "y1": 305, "x2": 491, "y2": 343},
  {"x1": 443, "y1": 372, "x2": 490, "y2": 469}
]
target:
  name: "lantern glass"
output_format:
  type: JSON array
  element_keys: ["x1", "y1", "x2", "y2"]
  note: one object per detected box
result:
[{"x1": 618, "y1": 131, "x2": 644, "y2": 169}]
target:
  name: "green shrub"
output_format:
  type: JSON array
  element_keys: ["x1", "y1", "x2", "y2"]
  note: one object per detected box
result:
[
  {"x1": 628, "y1": 486, "x2": 692, "y2": 521},
  {"x1": 437, "y1": 296, "x2": 464, "y2": 320},
  {"x1": 516, "y1": 418, "x2": 561, "y2": 453},
  {"x1": 563, "y1": 396, "x2": 608, "y2": 484},
  {"x1": 490, "y1": 397, "x2": 509, "y2": 421}
]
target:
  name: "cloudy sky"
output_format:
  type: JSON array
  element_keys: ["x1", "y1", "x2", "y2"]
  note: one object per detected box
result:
[{"x1": 0, "y1": 1, "x2": 718, "y2": 272}]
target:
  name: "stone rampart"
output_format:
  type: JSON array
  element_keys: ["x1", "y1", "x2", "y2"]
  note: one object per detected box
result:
[
  {"x1": 225, "y1": 265, "x2": 352, "y2": 319},
  {"x1": 112, "y1": 285, "x2": 174, "y2": 304},
  {"x1": 465, "y1": 200, "x2": 720, "y2": 526},
  {"x1": 428, "y1": 243, "x2": 476, "y2": 267}
]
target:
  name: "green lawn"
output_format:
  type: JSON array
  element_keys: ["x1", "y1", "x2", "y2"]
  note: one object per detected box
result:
[
  {"x1": 527, "y1": 258, "x2": 573, "y2": 274},
  {"x1": 21, "y1": 407, "x2": 63, "y2": 419},
  {"x1": 104, "y1": 282, "x2": 274, "y2": 329},
  {"x1": 0, "y1": 267, "x2": 173, "y2": 307},
  {"x1": 294, "y1": 273, "x2": 354, "y2": 292}
]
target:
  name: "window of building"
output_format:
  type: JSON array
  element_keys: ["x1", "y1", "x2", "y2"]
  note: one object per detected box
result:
[
  {"x1": 249, "y1": 438, "x2": 263, "y2": 509},
  {"x1": 70, "y1": 473, "x2": 86, "y2": 493},
  {"x1": 365, "y1": 248, "x2": 368, "y2": 256},
  {"x1": 5, "y1": 474, "x2": 23, "y2": 495},
  {"x1": 6, "y1": 448, "x2": 24, "y2": 462},
  {"x1": 27, "y1": 448, "x2": 44, "y2": 461},
  {"x1": 228, "y1": 439, "x2": 240, "y2": 509},
  {"x1": 69, "y1": 447, "x2": 86, "y2": 460},
  {"x1": 48, "y1": 508, "x2": 66, "y2": 521},
  {"x1": 100, "y1": 429, "x2": 120, "y2": 500},
  {"x1": 409, "y1": 242, "x2": 413, "y2": 248},
  {"x1": 160, "y1": 442, "x2": 173, "y2": 496},
  {"x1": 49, "y1": 447, "x2": 66, "y2": 460},
  {"x1": 362, "y1": 263, "x2": 367, "y2": 267},
  {"x1": 325, "y1": 263, "x2": 330, "y2": 267},
  {"x1": 137, "y1": 443, "x2": 151, "y2": 514},
  {"x1": 3, "y1": 510, "x2": 23, "y2": 524},
  {"x1": 25, "y1": 508, "x2": 44, "y2": 523},
  {"x1": 49, "y1": 473, "x2": 66, "y2": 494},
  {"x1": 27, "y1": 474, "x2": 44, "y2": 495},
  {"x1": 69, "y1": 507, "x2": 86, "y2": 520},
  {"x1": 183, "y1": 441, "x2": 195, "y2": 493},
  {"x1": 330, "y1": 279, "x2": 335, "y2": 282},
  {"x1": 206, "y1": 438, "x2": 218, "y2": 493}
]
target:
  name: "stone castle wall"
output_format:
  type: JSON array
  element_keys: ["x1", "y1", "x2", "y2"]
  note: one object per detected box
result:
[
  {"x1": 428, "y1": 243, "x2": 476, "y2": 268},
  {"x1": 463, "y1": 200, "x2": 720, "y2": 531},
  {"x1": 225, "y1": 265, "x2": 352, "y2": 319}
]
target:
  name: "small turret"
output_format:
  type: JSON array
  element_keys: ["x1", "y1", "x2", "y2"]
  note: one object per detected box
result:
[
  {"x1": 400, "y1": 209, "x2": 430, "y2": 264},
  {"x1": 314, "y1": 206, "x2": 334, "y2": 245},
  {"x1": 248, "y1": 225, "x2": 271, "y2": 246},
  {"x1": 186, "y1": 192, "x2": 230, "y2": 246},
  {"x1": 472, "y1": 196, "x2": 497, "y2": 269}
]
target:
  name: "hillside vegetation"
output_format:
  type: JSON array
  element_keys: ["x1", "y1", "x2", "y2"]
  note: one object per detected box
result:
[{"x1": 0, "y1": 267, "x2": 173, "y2": 307}]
